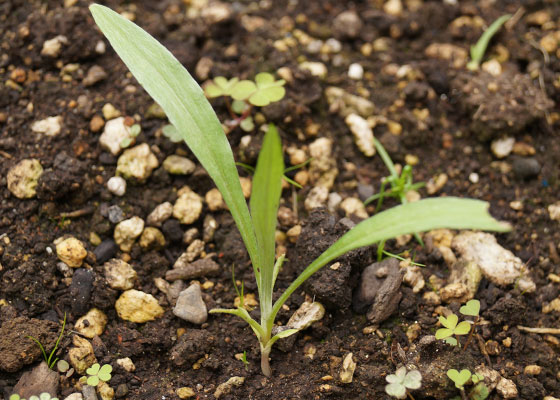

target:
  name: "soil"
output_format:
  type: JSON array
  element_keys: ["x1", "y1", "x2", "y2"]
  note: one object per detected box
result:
[{"x1": 1, "y1": 0, "x2": 560, "y2": 399}]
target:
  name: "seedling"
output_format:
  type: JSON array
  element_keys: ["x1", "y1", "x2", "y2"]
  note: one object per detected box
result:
[
  {"x1": 241, "y1": 351, "x2": 250, "y2": 371},
  {"x1": 365, "y1": 138, "x2": 425, "y2": 259},
  {"x1": 9, "y1": 394, "x2": 58, "y2": 400},
  {"x1": 447, "y1": 369, "x2": 487, "y2": 400},
  {"x1": 205, "y1": 73, "x2": 285, "y2": 133},
  {"x1": 85, "y1": 363, "x2": 112, "y2": 387},
  {"x1": 459, "y1": 299, "x2": 480, "y2": 352},
  {"x1": 435, "y1": 313, "x2": 471, "y2": 346},
  {"x1": 467, "y1": 14, "x2": 512, "y2": 71},
  {"x1": 385, "y1": 366, "x2": 422, "y2": 399},
  {"x1": 27, "y1": 313, "x2": 66, "y2": 369},
  {"x1": 89, "y1": 4, "x2": 511, "y2": 376}
]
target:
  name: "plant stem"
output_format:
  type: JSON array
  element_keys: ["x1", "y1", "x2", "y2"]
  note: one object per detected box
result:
[
  {"x1": 260, "y1": 344, "x2": 272, "y2": 377},
  {"x1": 462, "y1": 316, "x2": 479, "y2": 352},
  {"x1": 406, "y1": 390, "x2": 415, "y2": 400},
  {"x1": 460, "y1": 388, "x2": 468, "y2": 400}
]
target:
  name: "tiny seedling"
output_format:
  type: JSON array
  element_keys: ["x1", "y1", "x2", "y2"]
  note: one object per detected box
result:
[
  {"x1": 435, "y1": 313, "x2": 471, "y2": 346},
  {"x1": 385, "y1": 366, "x2": 422, "y2": 399},
  {"x1": 27, "y1": 313, "x2": 66, "y2": 370},
  {"x1": 467, "y1": 14, "x2": 512, "y2": 71},
  {"x1": 90, "y1": 4, "x2": 511, "y2": 376},
  {"x1": 365, "y1": 138, "x2": 425, "y2": 259},
  {"x1": 241, "y1": 351, "x2": 250, "y2": 371},
  {"x1": 9, "y1": 394, "x2": 58, "y2": 400},
  {"x1": 459, "y1": 299, "x2": 481, "y2": 352},
  {"x1": 85, "y1": 363, "x2": 112, "y2": 387},
  {"x1": 205, "y1": 73, "x2": 285, "y2": 133},
  {"x1": 447, "y1": 369, "x2": 487, "y2": 400}
]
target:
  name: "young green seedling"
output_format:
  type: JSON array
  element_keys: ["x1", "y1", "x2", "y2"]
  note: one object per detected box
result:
[
  {"x1": 467, "y1": 14, "x2": 512, "y2": 71},
  {"x1": 435, "y1": 313, "x2": 471, "y2": 346},
  {"x1": 241, "y1": 351, "x2": 250, "y2": 371},
  {"x1": 85, "y1": 363, "x2": 112, "y2": 387},
  {"x1": 365, "y1": 138, "x2": 425, "y2": 259},
  {"x1": 447, "y1": 369, "x2": 487, "y2": 400},
  {"x1": 385, "y1": 367, "x2": 422, "y2": 399},
  {"x1": 89, "y1": 4, "x2": 511, "y2": 376},
  {"x1": 9, "y1": 394, "x2": 59, "y2": 400},
  {"x1": 27, "y1": 313, "x2": 66, "y2": 370},
  {"x1": 459, "y1": 299, "x2": 481, "y2": 352}
]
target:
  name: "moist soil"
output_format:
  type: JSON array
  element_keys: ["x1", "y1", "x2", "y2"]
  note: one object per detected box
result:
[{"x1": 1, "y1": 0, "x2": 560, "y2": 399}]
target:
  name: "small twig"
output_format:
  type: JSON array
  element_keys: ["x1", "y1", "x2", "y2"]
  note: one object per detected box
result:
[
  {"x1": 505, "y1": 7, "x2": 525, "y2": 30},
  {"x1": 459, "y1": 388, "x2": 468, "y2": 400},
  {"x1": 58, "y1": 206, "x2": 95, "y2": 219},
  {"x1": 462, "y1": 316, "x2": 479, "y2": 353},
  {"x1": 406, "y1": 390, "x2": 415, "y2": 400},
  {"x1": 476, "y1": 333, "x2": 492, "y2": 368},
  {"x1": 518, "y1": 326, "x2": 560, "y2": 334},
  {"x1": 0, "y1": 150, "x2": 13, "y2": 159}
]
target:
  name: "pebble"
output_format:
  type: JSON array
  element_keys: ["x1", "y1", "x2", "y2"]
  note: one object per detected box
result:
[
  {"x1": 205, "y1": 188, "x2": 226, "y2": 211},
  {"x1": 41, "y1": 35, "x2": 67, "y2": 57},
  {"x1": 524, "y1": 365, "x2": 542, "y2": 375},
  {"x1": 115, "y1": 289, "x2": 164, "y2": 323},
  {"x1": 162, "y1": 219, "x2": 183, "y2": 242},
  {"x1": 496, "y1": 377, "x2": 518, "y2": 399},
  {"x1": 74, "y1": 308, "x2": 108, "y2": 338},
  {"x1": 482, "y1": 59, "x2": 502, "y2": 76},
  {"x1": 70, "y1": 269, "x2": 94, "y2": 315},
  {"x1": 166, "y1": 258, "x2": 220, "y2": 281},
  {"x1": 102, "y1": 103, "x2": 121, "y2": 120},
  {"x1": 163, "y1": 155, "x2": 196, "y2": 175},
  {"x1": 114, "y1": 216, "x2": 145, "y2": 252},
  {"x1": 426, "y1": 173, "x2": 448, "y2": 194},
  {"x1": 542, "y1": 298, "x2": 560, "y2": 314},
  {"x1": 309, "y1": 137, "x2": 337, "y2": 190},
  {"x1": 68, "y1": 335, "x2": 97, "y2": 374},
  {"x1": 452, "y1": 231, "x2": 535, "y2": 292},
  {"x1": 287, "y1": 301, "x2": 325, "y2": 331},
  {"x1": 107, "y1": 205, "x2": 125, "y2": 224},
  {"x1": 384, "y1": 0, "x2": 403, "y2": 16},
  {"x1": 491, "y1": 137, "x2": 515, "y2": 159},
  {"x1": 468, "y1": 172, "x2": 479, "y2": 184},
  {"x1": 12, "y1": 361, "x2": 59, "y2": 399},
  {"x1": 97, "y1": 381, "x2": 114, "y2": 400},
  {"x1": 173, "y1": 186, "x2": 203, "y2": 224},
  {"x1": 332, "y1": 10, "x2": 362, "y2": 38},
  {"x1": 200, "y1": 2, "x2": 232, "y2": 24},
  {"x1": 173, "y1": 283, "x2": 208, "y2": 324},
  {"x1": 324, "y1": 38, "x2": 342, "y2": 53},
  {"x1": 325, "y1": 87, "x2": 375, "y2": 117},
  {"x1": 328, "y1": 192, "x2": 342, "y2": 213},
  {"x1": 402, "y1": 265, "x2": 425, "y2": 293},
  {"x1": 82, "y1": 385, "x2": 98, "y2": 400},
  {"x1": 107, "y1": 176, "x2": 126, "y2": 196},
  {"x1": 345, "y1": 113, "x2": 375, "y2": 156},
  {"x1": 64, "y1": 394, "x2": 83, "y2": 400},
  {"x1": 339, "y1": 197, "x2": 368, "y2": 219},
  {"x1": 447, "y1": 260, "x2": 483, "y2": 300},
  {"x1": 424, "y1": 43, "x2": 468, "y2": 68},
  {"x1": 147, "y1": 202, "x2": 174, "y2": 227},
  {"x1": 31, "y1": 116, "x2": 63, "y2": 136},
  {"x1": 439, "y1": 282, "x2": 470, "y2": 303},
  {"x1": 177, "y1": 387, "x2": 196, "y2": 399},
  {"x1": 104, "y1": 258, "x2": 137, "y2": 290},
  {"x1": 116, "y1": 357, "x2": 135, "y2": 372},
  {"x1": 203, "y1": 215, "x2": 218, "y2": 242},
  {"x1": 339, "y1": 353, "x2": 356, "y2": 384},
  {"x1": 348, "y1": 63, "x2": 364, "y2": 80},
  {"x1": 214, "y1": 377, "x2": 245, "y2": 399},
  {"x1": 7, "y1": 159, "x2": 43, "y2": 198},
  {"x1": 548, "y1": 202, "x2": 560, "y2": 221},
  {"x1": 139, "y1": 227, "x2": 166, "y2": 250},
  {"x1": 93, "y1": 240, "x2": 118, "y2": 264},
  {"x1": 116, "y1": 143, "x2": 159, "y2": 182},
  {"x1": 56, "y1": 237, "x2": 87, "y2": 268},
  {"x1": 304, "y1": 186, "x2": 329, "y2": 211},
  {"x1": 99, "y1": 117, "x2": 134, "y2": 156},
  {"x1": 512, "y1": 157, "x2": 541, "y2": 179},
  {"x1": 83, "y1": 65, "x2": 108, "y2": 87},
  {"x1": 299, "y1": 61, "x2": 328, "y2": 79}
]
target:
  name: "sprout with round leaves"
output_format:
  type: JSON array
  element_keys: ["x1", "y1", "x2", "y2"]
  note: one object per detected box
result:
[
  {"x1": 86, "y1": 363, "x2": 112, "y2": 386},
  {"x1": 385, "y1": 367, "x2": 422, "y2": 399}
]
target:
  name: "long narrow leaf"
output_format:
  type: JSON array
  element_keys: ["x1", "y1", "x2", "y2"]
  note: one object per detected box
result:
[
  {"x1": 90, "y1": 5, "x2": 261, "y2": 272},
  {"x1": 272, "y1": 197, "x2": 510, "y2": 317},
  {"x1": 250, "y1": 124, "x2": 284, "y2": 315}
]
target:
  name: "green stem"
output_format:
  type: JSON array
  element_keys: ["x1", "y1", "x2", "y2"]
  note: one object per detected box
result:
[{"x1": 260, "y1": 344, "x2": 272, "y2": 377}]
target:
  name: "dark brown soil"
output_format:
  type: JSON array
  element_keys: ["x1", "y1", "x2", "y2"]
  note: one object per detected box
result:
[{"x1": 1, "y1": 0, "x2": 560, "y2": 399}]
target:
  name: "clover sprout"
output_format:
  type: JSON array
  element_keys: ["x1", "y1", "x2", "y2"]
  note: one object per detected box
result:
[
  {"x1": 435, "y1": 313, "x2": 471, "y2": 346},
  {"x1": 9, "y1": 394, "x2": 58, "y2": 400},
  {"x1": 90, "y1": 4, "x2": 511, "y2": 377},
  {"x1": 385, "y1": 367, "x2": 422, "y2": 399},
  {"x1": 86, "y1": 363, "x2": 112, "y2": 386}
]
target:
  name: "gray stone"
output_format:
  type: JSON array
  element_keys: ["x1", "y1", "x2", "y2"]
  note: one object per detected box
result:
[
  {"x1": 512, "y1": 157, "x2": 541, "y2": 180},
  {"x1": 332, "y1": 10, "x2": 363, "y2": 38},
  {"x1": 13, "y1": 361, "x2": 58, "y2": 398},
  {"x1": 146, "y1": 202, "x2": 173, "y2": 227},
  {"x1": 165, "y1": 258, "x2": 220, "y2": 281},
  {"x1": 173, "y1": 283, "x2": 207, "y2": 324},
  {"x1": 107, "y1": 205, "x2": 125, "y2": 224},
  {"x1": 83, "y1": 65, "x2": 107, "y2": 87},
  {"x1": 82, "y1": 384, "x2": 98, "y2": 400},
  {"x1": 353, "y1": 258, "x2": 404, "y2": 324}
]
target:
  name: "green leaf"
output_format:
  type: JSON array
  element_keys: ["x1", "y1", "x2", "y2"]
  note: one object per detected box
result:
[
  {"x1": 86, "y1": 363, "x2": 100, "y2": 376},
  {"x1": 130, "y1": 124, "x2": 141, "y2": 136},
  {"x1": 269, "y1": 328, "x2": 299, "y2": 347},
  {"x1": 444, "y1": 337, "x2": 458, "y2": 346},
  {"x1": 231, "y1": 99, "x2": 248, "y2": 114},
  {"x1": 460, "y1": 299, "x2": 480, "y2": 317},
  {"x1": 161, "y1": 124, "x2": 183, "y2": 143},
  {"x1": 98, "y1": 364, "x2": 112, "y2": 381},
  {"x1": 403, "y1": 370, "x2": 422, "y2": 390},
  {"x1": 439, "y1": 314, "x2": 458, "y2": 329},
  {"x1": 385, "y1": 382, "x2": 406, "y2": 399},
  {"x1": 90, "y1": 4, "x2": 261, "y2": 280},
  {"x1": 472, "y1": 373, "x2": 484, "y2": 384},
  {"x1": 205, "y1": 77, "x2": 239, "y2": 98},
  {"x1": 250, "y1": 124, "x2": 284, "y2": 309},
  {"x1": 9, "y1": 395, "x2": 22, "y2": 400},
  {"x1": 249, "y1": 73, "x2": 286, "y2": 107},
  {"x1": 435, "y1": 328, "x2": 453, "y2": 340},
  {"x1": 87, "y1": 375, "x2": 100, "y2": 387},
  {"x1": 272, "y1": 197, "x2": 510, "y2": 318},
  {"x1": 455, "y1": 321, "x2": 472, "y2": 335},
  {"x1": 447, "y1": 369, "x2": 471, "y2": 388},
  {"x1": 231, "y1": 80, "x2": 257, "y2": 101},
  {"x1": 240, "y1": 116, "x2": 255, "y2": 132},
  {"x1": 468, "y1": 14, "x2": 512, "y2": 71},
  {"x1": 470, "y1": 382, "x2": 490, "y2": 400}
]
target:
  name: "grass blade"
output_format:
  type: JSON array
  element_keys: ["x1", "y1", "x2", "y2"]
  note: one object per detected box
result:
[
  {"x1": 272, "y1": 197, "x2": 510, "y2": 316},
  {"x1": 250, "y1": 124, "x2": 284, "y2": 314},
  {"x1": 89, "y1": 4, "x2": 260, "y2": 272}
]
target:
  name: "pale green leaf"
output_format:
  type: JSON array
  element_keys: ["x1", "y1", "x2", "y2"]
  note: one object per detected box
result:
[
  {"x1": 454, "y1": 321, "x2": 472, "y2": 335},
  {"x1": 269, "y1": 328, "x2": 299, "y2": 347},
  {"x1": 87, "y1": 375, "x2": 99, "y2": 387},
  {"x1": 205, "y1": 83, "x2": 223, "y2": 98},
  {"x1": 255, "y1": 72, "x2": 275, "y2": 85},
  {"x1": 435, "y1": 328, "x2": 453, "y2": 340},
  {"x1": 90, "y1": 4, "x2": 261, "y2": 277},
  {"x1": 403, "y1": 370, "x2": 422, "y2": 389},
  {"x1": 468, "y1": 14, "x2": 512, "y2": 70},
  {"x1": 86, "y1": 363, "x2": 100, "y2": 375},
  {"x1": 250, "y1": 124, "x2": 284, "y2": 306},
  {"x1": 161, "y1": 124, "x2": 183, "y2": 143},
  {"x1": 249, "y1": 86, "x2": 286, "y2": 107},
  {"x1": 205, "y1": 76, "x2": 239, "y2": 97},
  {"x1": 444, "y1": 337, "x2": 458, "y2": 346},
  {"x1": 385, "y1": 383, "x2": 407, "y2": 399},
  {"x1": 231, "y1": 80, "x2": 257, "y2": 100},
  {"x1": 460, "y1": 299, "x2": 480, "y2": 316},
  {"x1": 231, "y1": 99, "x2": 248, "y2": 114},
  {"x1": 440, "y1": 314, "x2": 458, "y2": 329},
  {"x1": 272, "y1": 197, "x2": 510, "y2": 317},
  {"x1": 240, "y1": 116, "x2": 255, "y2": 132}
]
